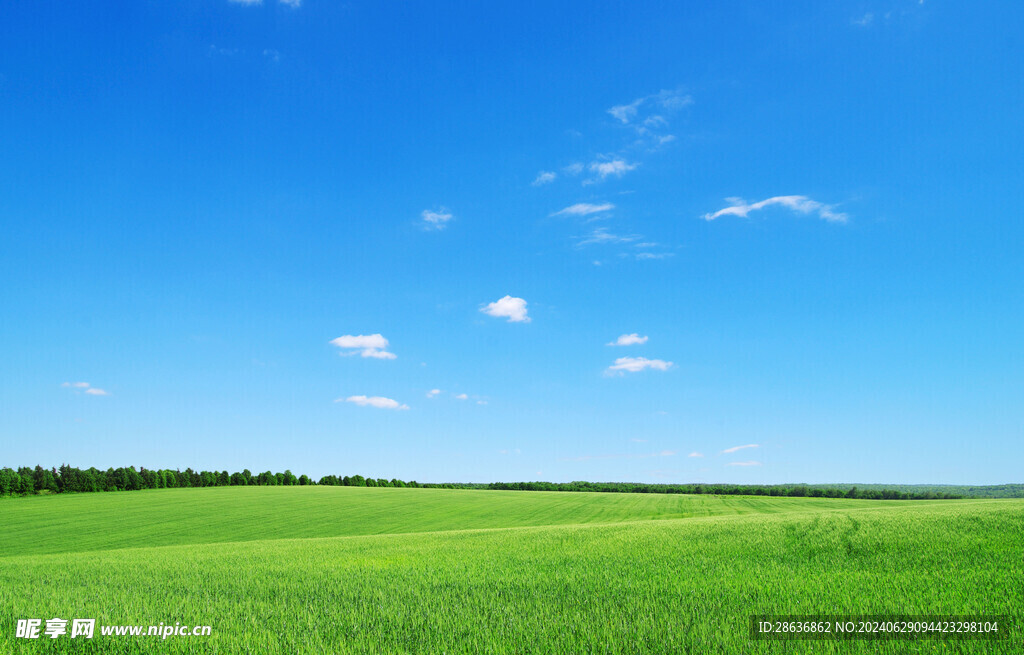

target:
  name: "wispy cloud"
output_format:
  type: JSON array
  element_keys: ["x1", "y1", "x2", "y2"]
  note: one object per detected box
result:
[
  {"x1": 633, "y1": 252, "x2": 674, "y2": 260},
  {"x1": 576, "y1": 227, "x2": 639, "y2": 248},
  {"x1": 426, "y1": 389, "x2": 442, "y2": 398},
  {"x1": 481, "y1": 295, "x2": 530, "y2": 323},
  {"x1": 608, "y1": 98, "x2": 645, "y2": 124},
  {"x1": 587, "y1": 159, "x2": 638, "y2": 182},
  {"x1": 532, "y1": 171, "x2": 557, "y2": 186},
  {"x1": 227, "y1": 0, "x2": 262, "y2": 5},
  {"x1": 606, "y1": 357, "x2": 673, "y2": 375},
  {"x1": 279, "y1": 0, "x2": 301, "y2": 7},
  {"x1": 608, "y1": 333, "x2": 648, "y2": 346},
  {"x1": 703, "y1": 196, "x2": 847, "y2": 223},
  {"x1": 62, "y1": 382, "x2": 109, "y2": 396},
  {"x1": 329, "y1": 334, "x2": 397, "y2": 360},
  {"x1": 722, "y1": 444, "x2": 759, "y2": 454},
  {"x1": 607, "y1": 90, "x2": 693, "y2": 125},
  {"x1": 339, "y1": 395, "x2": 409, "y2": 410},
  {"x1": 727, "y1": 461, "x2": 762, "y2": 467},
  {"x1": 552, "y1": 202, "x2": 615, "y2": 217},
  {"x1": 563, "y1": 449, "x2": 676, "y2": 462},
  {"x1": 688, "y1": 451, "x2": 704, "y2": 458},
  {"x1": 454, "y1": 393, "x2": 469, "y2": 400},
  {"x1": 421, "y1": 208, "x2": 453, "y2": 230},
  {"x1": 852, "y1": 12, "x2": 874, "y2": 26}
]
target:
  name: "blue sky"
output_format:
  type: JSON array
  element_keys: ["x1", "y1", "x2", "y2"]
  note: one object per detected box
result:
[{"x1": 1, "y1": 0, "x2": 1021, "y2": 484}]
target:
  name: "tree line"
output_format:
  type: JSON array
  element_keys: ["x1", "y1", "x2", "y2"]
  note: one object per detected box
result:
[{"x1": 0, "y1": 465, "x2": 970, "y2": 500}]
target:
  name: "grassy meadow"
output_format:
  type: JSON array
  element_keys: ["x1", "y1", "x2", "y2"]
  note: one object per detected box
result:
[{"x1": 1, "y1": 487, "x2": 1021, "y2": 653}]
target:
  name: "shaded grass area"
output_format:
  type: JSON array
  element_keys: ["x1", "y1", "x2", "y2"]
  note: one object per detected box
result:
[
  {"x1": 0, "y1": 499, "x2": 1021, "y2": 653},
  {"x1": 0, "y1": 485, "x2": 918, "y2": 557}
]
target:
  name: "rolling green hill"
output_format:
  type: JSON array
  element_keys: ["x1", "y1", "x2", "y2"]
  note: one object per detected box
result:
[{"x1": 0, "y1": 485, "x2": 924, "y2": 557}]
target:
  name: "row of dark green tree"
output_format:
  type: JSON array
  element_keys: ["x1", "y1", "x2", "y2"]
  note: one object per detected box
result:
[
  {"x1": 0, "y1": 465, "x2": 969, "y2": 500},
  {"x1": 0, "y1": 465, "x2": 417, "y2": 496},
  {"x1": 484, "y1": 480, "x2": 964, "y2": 499}
]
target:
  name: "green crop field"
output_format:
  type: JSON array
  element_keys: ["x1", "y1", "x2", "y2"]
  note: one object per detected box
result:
[{"x1": 1, "y1": 487, "x2": 1022, "y2": 653}]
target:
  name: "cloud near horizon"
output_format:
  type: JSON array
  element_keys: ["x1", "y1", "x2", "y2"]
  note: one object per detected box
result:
[
  {"x1": 703, "y1": 196, "x2": 847, "y2": 223},
  {"x1": 339, "y1": 395, "x2": 409, "y2": 410},
  {"x1": 481, "y1": 295, "x2": 530, "y2": 323},
  {"x1": 329, "y1": 334, "x2": 397, "y2": 359}
]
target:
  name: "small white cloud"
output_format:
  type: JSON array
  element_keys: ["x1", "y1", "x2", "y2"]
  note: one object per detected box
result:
[
  {"x1": 426, "y1": 389, "x2": 442, "y2": 398},
  {"x1": 562, "y1": 163, "x2": 584, "y2": 176},
  {"x1": 454, "y1": 393, "x2": 469, "y2": 400},
  {"x1": 588, "y1": 159, "x2": 637, "y2": 181},
  {"x1": 339, "y1": 395, "x2": 409, "y2": 410},
  {"x1": 608, "y1": 98, "x2": 645, "y2": 124},
  {"x1": 532, "y1": 171, "x2": 557, "y2": 186},
  {"x1": 727, "y1": 461, "x2": 762, "y2": 466},
  {"x1": 481, "y1": 295, "x2": 530, "y2": 323},
  {"x1": 703, "y1": 196, "x2": 847, "y2": 223},
  {"x1": 634, "y1": 252, "x2": 674, "y2": 260},
  {"x1": 62, "y1": 382, "x2": 90, "y2": 388},
  {"x1": 688, "y1": 452, "x2": 704, "y2": 458},
  {"x1": 476, "y1": 400, "x2": 488, "y2": 405},
  {"x1": 606, "y1": 357, "x2": 673, "y2": 374},
  {"x1": 852, "y1": 12, "x2": 874, "y2": 26},
  {"x1": 84, "y1": 388, "x2": 110, "y2": 396},
  {"x1": 576, "y1": 227, "x2": 639, "y2": 248},
  {"x1": 421, "y1": 208, "x2": 453, "y2": 230},
  {"x1": 330, "y1": 334, "x2": 396, "y2": 360},
  {"x1": 279, "y1": 0, "x2": 301, "y2": 6},
  {"x1": 722, "y1": 444, "x2": 759, "y2": 454},
  {"x1": 552, "y1": 202, "x2": 615, "y2": 217},
  {"x1": 608, "y1": 333, "x2": 648, "y2": 346}
]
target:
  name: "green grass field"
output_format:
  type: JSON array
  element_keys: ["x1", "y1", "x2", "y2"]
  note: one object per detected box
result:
[{"x1": 1, "y1": 487, "x2": 1021, "y2": 653}]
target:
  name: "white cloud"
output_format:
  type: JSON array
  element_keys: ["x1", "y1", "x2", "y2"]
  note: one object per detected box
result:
[
  {"x1": 703, "y1": 196, "x2": 847, "y2": 223},
  {"x1": 551, "y1": 202, "x2": 615, "y2": 217},
  {"x1": 588, "y1": 159, "x2": 637, "y2": 181},
  {"x1": 330, "y1": 334, "x2": 396, "y2": 360},
  {"x1": 688, "y1": 452, "x2": 704, "y2": 458},
  {"x1": 279, "y1": 0, "x2": 301, "y2": 6},
  {"x1": 576, "y1": 227, "x2": 639, "y2": 247},
  {"x1": 421, "y1": 208, "x2": 453, "y2": 230},
  {"x1": 454, "y1": 393, "x2": 469, "y2": 400},
  {"x1": 532, "y1": 171, "x2": 557, "y2": 186},
  {"x1": 339, "y1": 395, "x2": 409, "y2": 410},
  {"x1": 722, "y1": 444, "x2": 759, "y2": 454},
  {"x1": 606, "y1": 357, "x2": 673, "y2": 374},
  {"x1": 608, "y1": 333, "x2": 648, "y2": 346},
  {"x1": 852, "y1": 12, "x2": 873, "y2": 26},
  {"x1": 426, "y1": 389, "x2": 442, "y2": 398},
  {"x1": 727, "y1": 461, "x2": 762, "y2": 466},
  {"x1": 608, "y1": 98, "x2": 645, "y2": 124},
  {"x1": 481, "y1": 295, "x2": 530, "y2": 323},
  {"x1": 62, "y1": 381, "x2": 109, "y2": 396},
  {"x1": 634, "y1": 252, "x2": 674, "y2": 260},
  {"x1": 476, "y1": 400, "x2": 488, "y2": 405},
  {"x1": 562, "y1": 163, "x2": 584, "y2": 176}
]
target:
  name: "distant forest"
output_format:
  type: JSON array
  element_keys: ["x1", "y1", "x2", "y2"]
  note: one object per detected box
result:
[{"x1": 3, "y1": 465, "x2": 1022, "y2": 499}]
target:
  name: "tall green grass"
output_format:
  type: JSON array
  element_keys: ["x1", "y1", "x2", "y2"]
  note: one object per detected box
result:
[{"x1": 1, "y1": 490, "x2": 1020, "y2": 653}]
